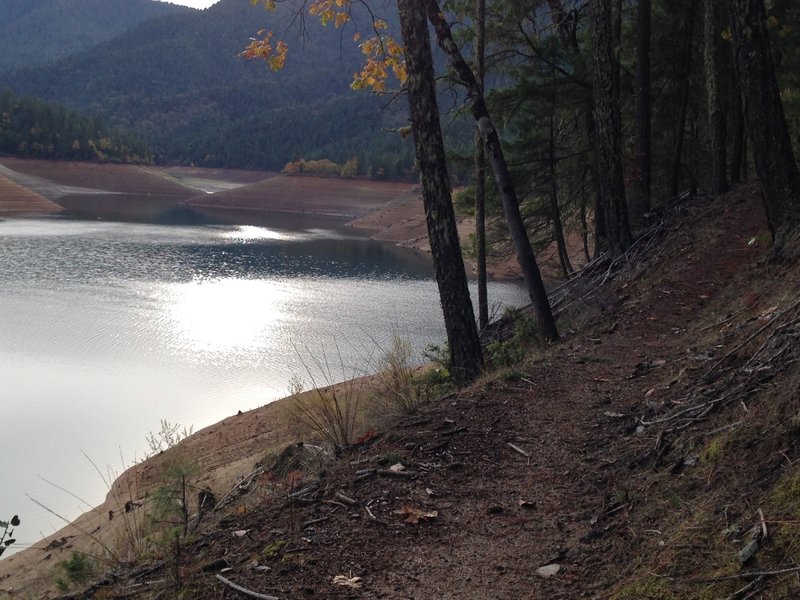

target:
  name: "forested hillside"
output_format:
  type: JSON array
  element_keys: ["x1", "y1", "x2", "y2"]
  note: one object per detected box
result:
[
  {"x1": 0, "y1": 0, "x2": 189, "y2": 70},
  {"x1": 1, "y1": 0, "x2": 415, "y2": 175},
  {"x1": 0, "y1": 89, "x2": 152, "y2": 163}
]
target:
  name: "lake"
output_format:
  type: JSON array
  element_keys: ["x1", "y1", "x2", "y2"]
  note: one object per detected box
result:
[{"x1": 0, "y1": 216, "x2": 526, "y2": 553}]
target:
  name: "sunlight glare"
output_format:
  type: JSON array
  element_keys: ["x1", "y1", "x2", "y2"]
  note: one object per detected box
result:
[
  {"x1": 220, "y1": 225, "x2": 298, "y2": 242},
  {"x1": 166, "y1": 278, "x2": 294, "y2": 353}
]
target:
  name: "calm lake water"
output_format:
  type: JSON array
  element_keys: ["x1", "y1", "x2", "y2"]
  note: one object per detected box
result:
[{"x1": 0, "y1": 216, "x2": 526, "y2": 552}]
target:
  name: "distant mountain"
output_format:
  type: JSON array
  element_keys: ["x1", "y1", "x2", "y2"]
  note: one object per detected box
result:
[
  {"x1": 0, "y1": 0, "x2": 191, "y2": 70},
  {"x1": 2, "y1": 0, "x2": 414, "y2": 175}
]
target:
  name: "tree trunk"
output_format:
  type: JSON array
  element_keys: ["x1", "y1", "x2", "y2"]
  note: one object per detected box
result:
[
  {"x1": 589, "y1": 0, "x2": 631, "y2": 256},
  {"x1": 630, "y1": 0, "x2": 651, "y2": 225},
  {"x1": 426, "y1": 0, "x2": 558, "y2": 341},
  {"x1": 730, "y1": 84, "x2": 745, "y2": 185},
  {"x1": 549, "y1": 89, "x2": 573, "y2": 277},
  {"x1": 546, "y1": 0, "x2": 603, "y2": 257},
  {"x1": 670, "y1": 1, "x2": 695, "y2": 199},
  {"x1": 728, "y1": 0, "x2": 800, "y2": 253},
  {"x1": 396, "y1": 0, "x2": 483, "y2": 382},
  {"x1": 704, "y1": 0, "x2": 727, "y2": 194},
  {"x1": 474, "y1": 0, "x2": 488, "y2": 330}
]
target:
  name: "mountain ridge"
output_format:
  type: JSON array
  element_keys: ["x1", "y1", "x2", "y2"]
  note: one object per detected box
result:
[{"x1": 1, "y1": 0, "x2": 414, "y2": 173}]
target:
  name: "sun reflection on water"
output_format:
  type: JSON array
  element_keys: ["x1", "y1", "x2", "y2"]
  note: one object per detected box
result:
[
  {"x1": 165, "y1": 277, "x2": 297, "y2": 353},
  {"x1": 219, "y1": 225, "x2": 299, "y2": 242}
]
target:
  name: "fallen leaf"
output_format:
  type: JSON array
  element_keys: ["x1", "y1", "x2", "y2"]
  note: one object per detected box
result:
[
  {"x1": 332, "y1": 575, "x2": 363, "y2": 588},
  {"x1": 234, "y1": 504, "x2": 246, "y2": 515},
  {"x1": 394, "y1": 505, "x2": 438, "y2": 524},
  {"x1": 389, "y1": 463, "x2": 406, "y2": 472},
  {"x1": 536, "y1": 563, "x2": 562, "y2": 578}
]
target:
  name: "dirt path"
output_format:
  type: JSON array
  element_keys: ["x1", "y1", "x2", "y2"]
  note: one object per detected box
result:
[
  {"x1": 0, "y1": 184, "x2": 777, "y2": 599},
  {"x1": 117, "y1": 186, "x2": 765, "y2": 599}
]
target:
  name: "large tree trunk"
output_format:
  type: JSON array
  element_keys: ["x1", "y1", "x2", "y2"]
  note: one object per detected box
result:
[
  {"x1": 426, "y1": 0, "x2": 558, "y2": 341},
  {"x1": 670, "y1": 2, "x2": 695, "y2": 198},
  {"x1": 728, "y1": 0, "x2": 800, "y2": 254},
  {"x1": 630, "y1": 0, "x2": 651, "y2": 226},
  {"x1": 589, "y1": 0, "x2": 631, "y2": 256},
  {"x1": 474, "y1": 0, "x2": 488, "y2": 330},
  {"x1": 704, "y1": 0, "x2": 727, "y2": 195},
  {"x1": 396, "y1": 0, "x2": 483, "y2": 382}
]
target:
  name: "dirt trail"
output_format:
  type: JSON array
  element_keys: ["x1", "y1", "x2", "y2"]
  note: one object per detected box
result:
[{"x1": 2, "y1": 183, "x2": 786, "y2": 599}]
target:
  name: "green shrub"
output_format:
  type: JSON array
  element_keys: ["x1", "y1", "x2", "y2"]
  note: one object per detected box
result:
[{"x1": 56, "y1": 551, "x2": 95, "y2": 592}]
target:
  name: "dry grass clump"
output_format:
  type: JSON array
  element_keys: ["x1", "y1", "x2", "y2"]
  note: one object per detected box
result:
[{"x1": 372, "y1": 336, "x2": 429, "y2": 415}]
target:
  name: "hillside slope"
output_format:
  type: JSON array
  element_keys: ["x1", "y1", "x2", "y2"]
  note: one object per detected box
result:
[
  {"x1": 0, "y1": 0, "x2": 190, "y2": 70},
  {"x1": 4, "y1": 183, "x2": 800, "y2": 599},
  {"x1": 2, "y1": 0, "x2": 412, "y2": 173}
]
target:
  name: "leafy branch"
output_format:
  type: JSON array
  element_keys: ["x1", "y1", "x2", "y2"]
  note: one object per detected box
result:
[{"x1": 0, "y1": 515, "x2": 20, "y2": 558}]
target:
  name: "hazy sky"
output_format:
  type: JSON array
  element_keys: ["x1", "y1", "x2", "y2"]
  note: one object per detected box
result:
[{"x1": 165, "y1": 0, "x2": 221, "y2": 9}]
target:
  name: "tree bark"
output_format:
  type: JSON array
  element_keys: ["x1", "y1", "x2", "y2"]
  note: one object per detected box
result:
[
  {"x1": 396, "y1": 0, "x2": 483, "y2": 382},
  {"x1": 589, "y1": 0, "x2": 631, "y2": 256},
  {"x1": 474, "y1": 0, "x2": 488, "y2": 330},
  {"x1": 670, "y1": 1, "x2": 695, "y2": 199},
  {"x1": 704, "y1": 0, "x2": 727, "y2": 194},
  {"x1": 730, "y1": 83, "x2": 745, "y2": 185},
  {"x1": 546, "y1": 0, "x2": 603, "y2": 257},
  {"x1": 728, "y1": 0, "x2": 800, "y2": 253},
  {"x1": 549, "y1": 88, "x2": 573, "y2": 277},
  {"x1": 630, "y1": 0, "x2": 651, "y2": 225},
  {"x1": 426, "y1": 0, "x2": 558, "y2": 341}
]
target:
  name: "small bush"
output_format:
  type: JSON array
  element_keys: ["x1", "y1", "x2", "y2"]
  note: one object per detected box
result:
[
  {"x1": 286, "y1": 378, "x2": 361, "y2": 451},
  {"x1": 373, "y1": 336, "x2": 429, "y2": 415},
  {"x1": 56, "y1": 551, "x2": 95, "y2": 592},
  {"x1": 284, "y1": 342, "x2": 371, "y2": 451},
  {"x1": 486, "y1": 308, "x2": 540, "y2": 369},
  {"x1": 145, "y1": 420, "x2": 194, "y2": 457}
]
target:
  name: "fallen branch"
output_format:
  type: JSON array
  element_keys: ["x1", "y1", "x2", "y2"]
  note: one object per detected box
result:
[
  {"x1": 507, "y1": 442, "x2": 530, "y2": 458},
  {"x1": 335, "y1": 491, "x2": 358, "y2": 506},
  {"x1": 684, "y1": 565, "x2": 800, "y2": 583},
  {"x1": 214, "y1": 574, "x2": 279, "y2": 600}
]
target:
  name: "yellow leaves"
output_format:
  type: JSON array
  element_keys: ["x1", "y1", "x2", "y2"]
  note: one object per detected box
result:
[
  {"x1": 244, "y1": 0, "x2": 405, "y2": 92},
  {"x1": 309, "y1": 0, "x2": 351, "y2": 27},
  {"x1": 351, "y1": 34, "x2": 407, "y2": 93},
  {"x1": 241, "y1": 31, "x2": 288, "y2": 71}
]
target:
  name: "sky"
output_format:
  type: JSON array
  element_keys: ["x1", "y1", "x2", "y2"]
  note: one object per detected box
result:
[{"x1": 164, "y1": 0, "x2": 221, "y2": 9}]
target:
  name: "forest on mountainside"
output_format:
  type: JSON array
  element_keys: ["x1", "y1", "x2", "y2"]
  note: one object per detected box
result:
[
  {"x1": 0, "y1": 0, "x2": 420, "y2": 176},
  {"x1": 0, "y1": 89, "x2": 152, "y2": 163}
]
